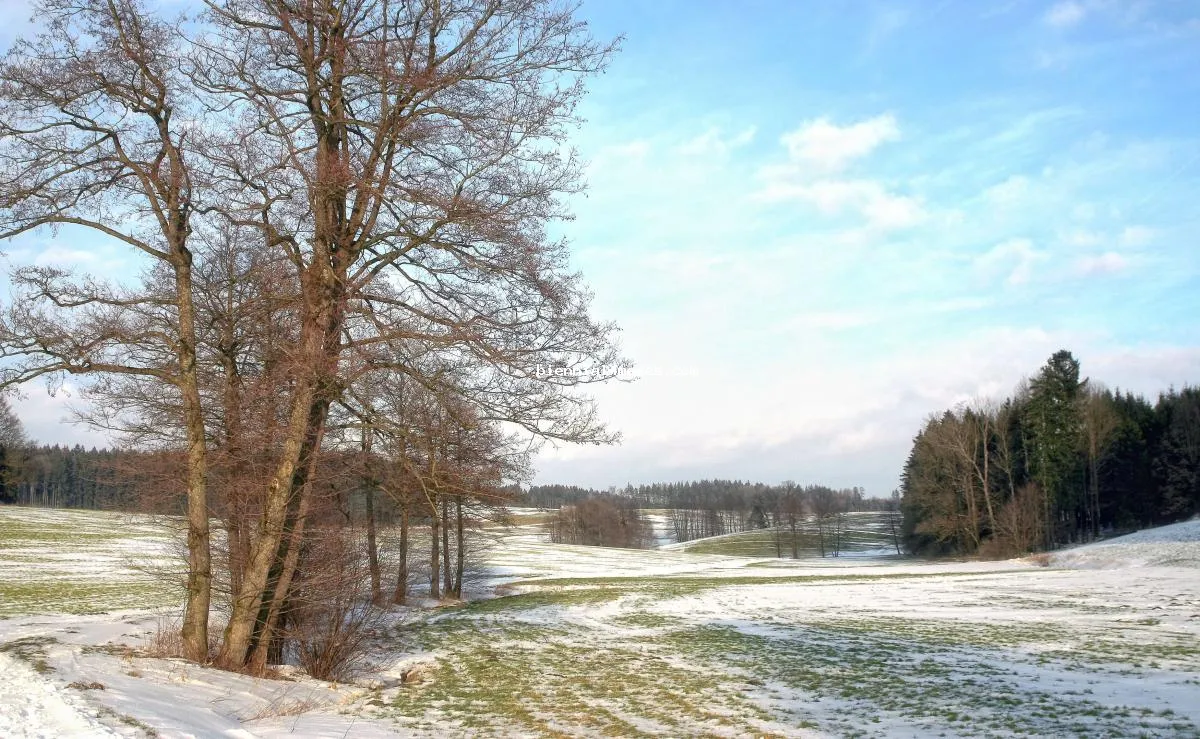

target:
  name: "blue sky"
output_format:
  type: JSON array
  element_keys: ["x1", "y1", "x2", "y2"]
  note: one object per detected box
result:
[{"x1": 3, "y1": 0, "x2": 1200, "y2": 495}]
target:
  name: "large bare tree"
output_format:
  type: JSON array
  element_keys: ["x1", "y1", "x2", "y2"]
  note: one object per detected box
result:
[
  {"x1": 185, "y1": 0, "x2": 620, "y2": 668},
  {"x1": 0, "y1": 0, "x2": 213, "y2": 661},
  {"x1": 1, "y1": 0, "x2": 624, "y2": 675}
]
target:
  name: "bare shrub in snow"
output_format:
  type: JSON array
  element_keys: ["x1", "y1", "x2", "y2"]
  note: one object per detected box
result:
[
  {"x1": 287, "y1": 528, "x2": 382, "y2": 681},
  {"x1": 144, "y1": 615, "x2": 185, "y2": 659}
]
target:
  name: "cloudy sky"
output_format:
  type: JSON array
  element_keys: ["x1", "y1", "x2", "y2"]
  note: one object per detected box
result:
[{"x1": 3, "y1": 0, "x2": 1200, "y2": 496}]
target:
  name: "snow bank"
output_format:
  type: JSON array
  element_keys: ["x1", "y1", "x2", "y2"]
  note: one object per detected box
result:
[
  {"x1": 1051, "y1": 519, "x2": 1200, "y2": 569},
  {"x1": 0, "y1": 652, "x2": 119, "y2": 739}
]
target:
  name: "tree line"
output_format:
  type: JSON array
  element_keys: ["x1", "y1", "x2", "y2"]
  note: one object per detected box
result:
[
  {"x1": 901, "y1": 350, "x2": 1200, "y2": 557},
  {"x1": 529, "y1": 479, "x2": 874, "y2": 548},
  {"x1": 0, "y1": 0, "x2": 623, "y2": 675}
]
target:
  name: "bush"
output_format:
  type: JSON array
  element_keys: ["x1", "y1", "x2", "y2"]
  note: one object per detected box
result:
[{"x1": 287, "y1": 528, "x2": 381, "y2": 681}]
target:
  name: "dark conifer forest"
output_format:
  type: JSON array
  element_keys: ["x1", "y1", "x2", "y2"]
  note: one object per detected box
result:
[{"x1": 900, "y1": 350, "x2": 1199, "y2": 557}]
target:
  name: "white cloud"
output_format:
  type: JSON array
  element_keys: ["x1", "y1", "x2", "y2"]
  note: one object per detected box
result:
[
  {"x1": 1119, "y1": 225, "x2": 1156, "y2": 247},
  {"x1": 780, "y1": 114, "x2": 899, "y2": 173},
  {"x1": 759, "y1": 179, "x2": 925, "y2": 230},
  {"x1": 759, "y1": 179, "x2": 859, "y2": 211},
  {"x1": 1061, "y1": 229, "x2": 1103, "y2": 247},
  {"x1": 983, "y1": 175, "x2": 1032, "y2": 206},
  {"x1": 1044, "y1": 1, "x2": 1086, "y2": 28},
  {"x1": 861, "y1": 189, "x2": 927, "y2": 230},
  {"x1": 33, "y1": 246, "x2": 99, "y2": 267},
  {"x1": 677, "y1": 126, "x2": 756, "y2": 157},
  {"x1": 756, "y1": 114, "x2": 922, "y2": 230},
  {"x1": 1074, "y1": 251, "x2": 1130, "y2": 275},
  {"x1": 975, "y1": 238, "x2": 1046, "y2": 285}
]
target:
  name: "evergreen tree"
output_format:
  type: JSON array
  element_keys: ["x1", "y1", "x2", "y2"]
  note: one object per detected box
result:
[
  {"x1": 900, "y1": 351, "x2": 1200, "y2": 557},
  {"x1": 1024, "y1": 350, "x2": 1086, "y2": 546},
  {"x1": 1155, "y1": 388, "x2": 1200, "y2": 518}
]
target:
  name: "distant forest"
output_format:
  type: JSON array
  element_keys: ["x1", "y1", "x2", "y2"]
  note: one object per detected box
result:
[
  {"x1": 901, "y1": 350, "x2": 1199, "y2": 557},
  {"x1": 0, "y1": 399, "x2": 144, "y2": 508},
  {"x1": 1, "y1": 401, "x2": 877, "y2": 552},
  {"x1": 0, "y1": 442, "x2": 152, "y2": 509},
  {"x1": 530, "y1": 480, "x2": 880, "y2": 546}
]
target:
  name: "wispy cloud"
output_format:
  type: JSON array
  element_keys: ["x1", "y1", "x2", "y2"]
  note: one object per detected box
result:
[
  {"x1": 863, "y1": 8, "x2": 909, "y2": 55},
  {"x1": 1044, "y1": 1, "x2": 1086, "y2": 28},
  {"x1": 755, "y1": 114, "x2": 923, "y2": 230},
  {"x1": 676, "y1": 126, "x2": 756, "y2": 158},
  {"x1": 975, "y1": 238, "x2": 1047, "y2": 285},
  {"x1": 1074, "y1": 251, "x2": 1130, "y2": 275},
  {"x1": 757, "y1": 179, "x2": 925, "y2": 230},
  {"x1": 1119, "y1": 225, "x2": 1156, "y2": 247}
]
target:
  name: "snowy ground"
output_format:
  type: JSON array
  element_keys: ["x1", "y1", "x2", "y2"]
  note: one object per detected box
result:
[{"x1": 2, "y1": 506, "x2": 1199, "y2": 737}]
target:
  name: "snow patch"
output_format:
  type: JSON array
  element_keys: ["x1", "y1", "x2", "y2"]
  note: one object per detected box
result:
[{"x1": 1051, "y1": 519, "x2": 1200, "y2": 569}]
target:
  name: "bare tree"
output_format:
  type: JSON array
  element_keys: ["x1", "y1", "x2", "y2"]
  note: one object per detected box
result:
[
  {"x1": 0, "y1": 395, "x2": 27, "y2": 504},
  {"x1": 0, "y1": 0, "x2": 212, "y2": 660},
  {"x1": 993, "y1": 482, "x2": 1046, "y2": 556},
  {"x1": 887, "y1": 489, "x2": 903, "y2": 555},
  {"x1": 2, "y1": 0, "x2": 625, "y2": 676},
  {"x1": 1082, "y1": 386, "x2": 1119, "y2": 540},
  {"x1": 177, "y1": 0, "x2": 623, "y2": 669}
]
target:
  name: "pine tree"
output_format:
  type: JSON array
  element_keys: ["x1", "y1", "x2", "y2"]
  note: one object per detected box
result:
[
  {"x1": 1024, "y1": 350, "x2": 1086, "y2": 546},
  {"x1": 1155, "y1": 388, "x2": 1200, "y2": 518}
]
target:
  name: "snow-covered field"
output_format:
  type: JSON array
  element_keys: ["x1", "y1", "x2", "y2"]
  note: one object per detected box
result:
[{"x1": 2, "y1": 506, "x2": 1199, "y2": 738}]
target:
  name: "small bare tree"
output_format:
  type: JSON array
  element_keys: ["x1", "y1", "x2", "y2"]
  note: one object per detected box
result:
[{"x1": 1082, "y1": 386, "x2": 1119, "y2": 540}]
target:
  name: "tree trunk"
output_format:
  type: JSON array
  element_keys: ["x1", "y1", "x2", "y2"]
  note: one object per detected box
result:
[
  {"x1": 175, "y1": 255, "x2": 211, "y2": 664},
  {"x1": 454, "y1": 496, "x2": 465, "y2": 598},
  {"x1": 247, "y1": 479, "x2": 314, "y2": 674},
  {"x1": 217, "y1": 361, "x2": 327, "y2": 669},
  {"x1": 363, "y1": 428, "x2": 381, "y2": 604},
  {"x1": 442, "y1": 495, "x2": 453, "y2": 597},
  {"x1": 429, "y1": 496, "x2": 441, "y2": 600},
  {"x1": 394, "y1": 499, "x2": 409, "y2": 605}
]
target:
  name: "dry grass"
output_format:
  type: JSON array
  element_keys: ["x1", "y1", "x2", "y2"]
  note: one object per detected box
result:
[
  {"x1": 143, "y1": 615, "x2": 184, "y2": 658},
  {"x1": 1027, "y1": 552, "x2": 1052, "y2": 567},
  {"x1": 66, "y1": 680, "x2": 106, "y2": 690},
  {"x1": 241, "y1": 693, "x2": 321, "y2": 721}
]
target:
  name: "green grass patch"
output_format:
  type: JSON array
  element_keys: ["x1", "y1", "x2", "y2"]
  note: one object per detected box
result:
[
  {"x1": 377, "y1": 618, "x2": 777, "y2": 737},
  {"x1": 0, "y1": 506, "x2": 178, "y2": 617},
  {"x1": 0, "y1": 579, "x2": 177, "y2": 617}
]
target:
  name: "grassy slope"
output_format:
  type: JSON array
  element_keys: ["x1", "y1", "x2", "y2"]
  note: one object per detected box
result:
[
  {"x1": 365, "y1": 567, "x2": 1200, "y2": 738},
  {"x1": 0, "y1": 506, "x2": 179, "y2": 617},
  {"x1": 3, "y1": 505, "x2": 1198, "y2": 737}
]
